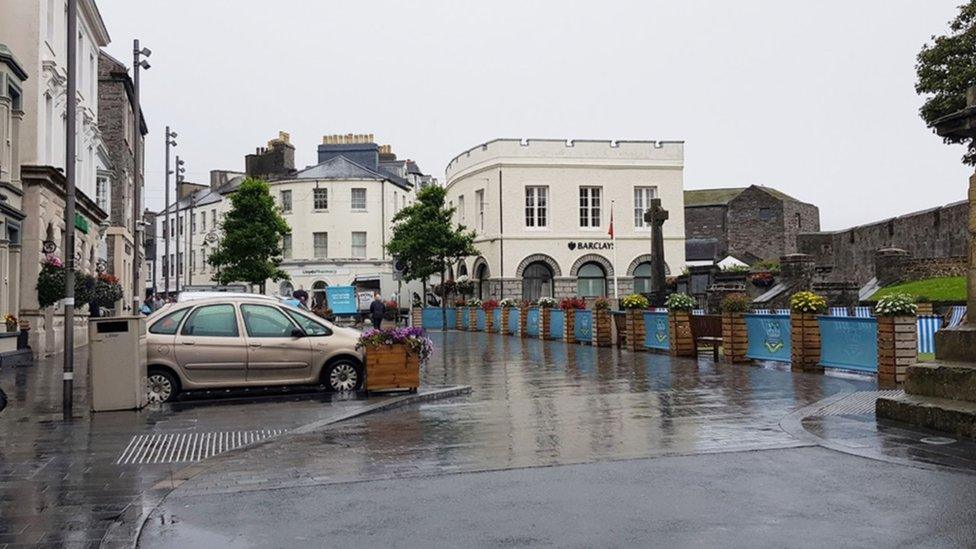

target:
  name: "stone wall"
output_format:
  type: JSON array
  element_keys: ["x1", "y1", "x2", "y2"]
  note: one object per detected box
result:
[
  {"x1": 685, "y1": 205, "x2": 727, "y2": 257},
  {"x1": 903, "y1": 257, "x2": 967, "y2": 281},
  {"x1": 797, "y1": 200, "x2": 969, "y2": 285}
]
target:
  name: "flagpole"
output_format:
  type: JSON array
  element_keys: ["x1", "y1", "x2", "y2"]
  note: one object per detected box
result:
[{"x1": 611, "y1": 200, "x2": 619, "y2": 299}]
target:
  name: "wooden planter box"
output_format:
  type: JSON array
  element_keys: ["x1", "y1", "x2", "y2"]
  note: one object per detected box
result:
[
  {"x1": 365, "y1": 344, "x2": 420, "y2": 393},
  {"x1": 485, "y1": 309, "x2": 495, "y2": 332},
  {"x1": 501, "y1": 308, "x2": 511, "y2": 335},
  {"x1": 877, "y1": 316, "x2": 917, "y2": 388},
  {"x1": 454, "y1": 307, "x2": 464, "y2": 330},
  {"x1": 594, "y1": 309, "x2": 612, "y2": 347},
  {"x1": 539, "y1": 308, "x2": 552, "y2": 340},
  {"x1": 410, "y1": 307, "x2": 422, "y2": 328},
  {"x1": 519, "y1": 306, "x2": 529, "y2": 338},
  {"x1": 721, "y1": 312, "x2": 750, "y2": 363},
  {"x1": 563, "y1": 310, "x2": 577, "y2": 344},
  {"x1": 915, "y1": 303, "x2": 934, "y2": 316},
  {"x1": 791, "y1": 312, "x2": 822, "y2": 371},
  {"x1": 625, "y1": 309, "x2": 646, "y2": 352},
  {"x1": 669, "y1": 311, "x2": 695, "y2": 357},
  {"x1": 467, "y1": 308, "x2": 478, "y2": 331}
]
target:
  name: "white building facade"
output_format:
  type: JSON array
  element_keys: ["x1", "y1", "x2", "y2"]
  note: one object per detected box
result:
[{"x1": 445, "y1": 139, "x2": 686, "y2": 301}]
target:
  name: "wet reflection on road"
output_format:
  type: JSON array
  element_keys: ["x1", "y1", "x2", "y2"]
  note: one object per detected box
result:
[{"x1": 182, "y1": 332, "x2": 874, "y2": 493}]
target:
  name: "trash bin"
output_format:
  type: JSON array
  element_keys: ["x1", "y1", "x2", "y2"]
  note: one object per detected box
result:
[{"x1": 88, "y1": 317, "x2": 148, "y2": 412}]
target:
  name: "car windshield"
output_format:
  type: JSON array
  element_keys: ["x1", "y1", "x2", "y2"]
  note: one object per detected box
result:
[{"x1": 283, "y1": 309, "x2": 331, "y2": 336}]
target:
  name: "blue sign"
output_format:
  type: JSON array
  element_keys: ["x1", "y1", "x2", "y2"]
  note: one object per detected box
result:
[
  {"x1": 326, "y1": 286, "x2": 358, "y2": 315},
  {"x1": 476, "y1": 309, "x2": 486, "y2": 331},
  {"x1": 643, "y1": 311, "x2": 670, "y2": 350},
  {"x1": 492, "y1": 308, "x2": 502, "y2": 331},
  {"x1": 525, "y1": 308, "x2": 540, "y2": 337},
  {"x1": 461, "y1": 308, "x2": 470, "y2": 329},
  {"x1": 508, "y1": 309, "x2": 520, "y2": 334},
  {"x1": 818, "y1": 316, "x2": 877, "y2": 373},
  {"x1": 575, "y1": 310, "x2": 593, "y2": 342},
  {"x1": 550, "y1": 310, "x2": 564, "y2": 340},
  {"x1": 745, "y1": 314, "x2": 791, "y2": 362}
]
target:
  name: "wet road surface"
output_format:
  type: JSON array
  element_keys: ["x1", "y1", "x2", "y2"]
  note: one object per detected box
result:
[{"x1": 134, "y1": 332, "x2": 976, "y2": 547}]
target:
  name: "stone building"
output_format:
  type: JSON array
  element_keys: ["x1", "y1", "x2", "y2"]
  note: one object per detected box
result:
[
  {"x1": 684, "y1": 185, "x2": 820, "y2": 265},
  {"x1": 445, "y1": 138, "x2": 686, "y2": 301},
  {"x1": 142, "y1": 209, "x2": 156, "y2": 299},
  {"x1": 97, "y1": 50, "x2": 147, "y2": 312},
  {"x1": 797, "y1": 199, "x2": 969, "y2": 286},
  {"x1": 0, "y1": 0, "x2": 111, "y2": 355},
  {"x1": 0, "y1": 44, "x2": 28, "y2": 325}
]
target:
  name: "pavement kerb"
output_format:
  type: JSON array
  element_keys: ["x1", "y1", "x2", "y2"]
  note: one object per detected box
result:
[
  {"x1": 101, "y1": 384, "x2": 471, "y2": 549},
  {"x1": 778, "y1": 387, "x2": 976, "y2": 476}
]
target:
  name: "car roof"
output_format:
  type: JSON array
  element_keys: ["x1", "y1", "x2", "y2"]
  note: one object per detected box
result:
[{"x1": 177, "y1": 291, "x2": 279, "y2": 303}]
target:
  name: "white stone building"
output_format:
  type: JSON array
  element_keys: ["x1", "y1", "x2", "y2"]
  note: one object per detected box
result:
[
  {"x1": 0, "y1": 0, "x2": 111, "y2": 354},
  {"x1": 444, "y1": 138, "x2": 686, "y2": 301}
]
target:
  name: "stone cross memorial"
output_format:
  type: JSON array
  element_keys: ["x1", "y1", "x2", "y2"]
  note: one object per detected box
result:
[{"x1": 643, "y1": 198, "x2": 669, "y2": 306}]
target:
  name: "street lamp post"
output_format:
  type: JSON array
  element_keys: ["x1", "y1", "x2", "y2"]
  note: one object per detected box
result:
[
  {"x1": 177, "y1": 159, "x2": 188, "y2": 287},
  {"x1": 175, "y1": 156, "x2": 184, "y2": 293},
  {"x1": 164, "y1": 128, "x2": 176, "y2": 297},
  {"x1": 132, "y1": 40, "x2": 150, "y2": 311},
  {"x1": 63, "y1": 0, "x2": 78, "y2": 420}
]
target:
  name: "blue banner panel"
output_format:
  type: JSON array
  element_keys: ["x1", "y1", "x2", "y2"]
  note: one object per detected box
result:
[
  {"x1": 745, "y1": 314, "x2": 791, "y2": 362},
  {"x1": 508, "y1": 309, "x2": 520, "y2": 334},
  {"x1": 550, "y1": 310, "x2": 564, "y2": 340},
  {"x1": 643, "y1": 311, "x2": 670, "y2": 350},
  {"x1": 445, "y1": 308, "x2": 456, "y2": 328},
  {"x1": 461, "y1": 308, "x2": 470, "y2": 329},
  {"x1": 575, "y1": 310, "x2": 593, "y2": 343},
  {"x1": 476, "y1": 309, "x2": 486, "y2": 331},
  {"x1": 818, "y1": 316, "x2": 877, "y2": 373},
  {"x1": 492, "y1": 309, "x2": 502, "y2": 331},
  {"x1": 326, "y1": 286, "x2": 358, "y2": 315},
  {"x1": 525, "y1": 308, "x2": 540, "y2": 337},
  {"x1": 421, "y1": 308, "x2": 445, "y2": 330}
]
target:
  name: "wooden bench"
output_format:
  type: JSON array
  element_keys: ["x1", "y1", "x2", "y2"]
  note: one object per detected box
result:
[{"x1": 690, "y1": 314, "x2": 723, "y2": 362}]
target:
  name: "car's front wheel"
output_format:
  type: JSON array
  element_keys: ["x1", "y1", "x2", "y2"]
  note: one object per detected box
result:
[
  {"x1": 326, "y1": 360, "x2": 361, "y2": 392},
  {"x1": 147, "y1": 369, "x2": 179, "y2": 404}
]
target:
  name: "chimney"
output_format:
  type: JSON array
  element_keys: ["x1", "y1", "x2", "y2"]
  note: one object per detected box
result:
[{"x1": 245, "y1": 131, "x2": 296, "y2": 179}]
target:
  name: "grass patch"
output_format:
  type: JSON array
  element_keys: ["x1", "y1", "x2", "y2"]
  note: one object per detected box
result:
[
  {"x1": 918, "y1": 352, "x2": 935, "y2": 362},
  {"x1": 867, "y1": 276, "x2": 966, "y2": 303}
]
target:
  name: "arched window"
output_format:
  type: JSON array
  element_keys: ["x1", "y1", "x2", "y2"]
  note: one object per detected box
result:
[
  {"x1": 633, "y1": 262, "x2": 653, "y2": 294},
  {"x1": 311, "y1": 280, "x2": 328, "y2": 309},
  {"x1": 457, "y1": 263, "x2": 468, "y2": 278},
  {"x1": 476, "y1": 264, "x2": 489, "y2": 300},
  {"x1": 577, "y1": 262, "x2": 607, "y2": 298},
  {"x1": 279, "y1": 280, "x2": 294, "y2": 298},
  {"x1": 522, "y1": 262, "x2": 553, "y2": 301}
]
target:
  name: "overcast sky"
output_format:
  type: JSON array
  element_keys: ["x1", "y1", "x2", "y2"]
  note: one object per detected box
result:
[{"x1": 98, "y1": 0, "x2": 973, "y2": 230}]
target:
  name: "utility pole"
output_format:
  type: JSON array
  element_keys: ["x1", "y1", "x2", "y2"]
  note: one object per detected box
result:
[
  {"x1": 184, "y1": 165, "x2": 194, "y2": 287},
  {"x1": 175, "y1": 155, "x2": 183, "y2": 294},
  {"x1": 164, "y1": 127, "x2": 176, "y2": 297},
  {"x1": 63, "y1": 0, "x2": 78, "y2": 420},
  {"x1": 132, "y1": 40, "x2": 150, "y2": 311}
]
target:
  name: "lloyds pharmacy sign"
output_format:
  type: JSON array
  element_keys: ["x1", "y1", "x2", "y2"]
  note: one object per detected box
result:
[{"x1": 567, "y1": 241, "x2": 614, "y2": 251}]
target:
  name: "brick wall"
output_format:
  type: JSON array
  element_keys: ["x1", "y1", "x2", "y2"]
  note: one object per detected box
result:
[{"x1": 797, "y1": 200, "x2": 969, "y2": 285}]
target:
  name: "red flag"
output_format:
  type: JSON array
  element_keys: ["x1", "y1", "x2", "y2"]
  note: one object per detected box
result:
[{"x1": 608, "y1": 207, "x2": 614, "y2": 239}]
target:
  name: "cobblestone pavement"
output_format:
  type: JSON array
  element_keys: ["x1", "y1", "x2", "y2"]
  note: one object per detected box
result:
[
  {"x1": 136, "y1": 331, "x2": 976, "y2": 548},
  {"x1": 0, "y1": 347, "x2": 454, "y2": 547}
]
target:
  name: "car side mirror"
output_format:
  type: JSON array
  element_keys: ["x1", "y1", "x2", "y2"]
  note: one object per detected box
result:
[{"x1": 291, "y1": 328, "x2": 305, "y2": 338}]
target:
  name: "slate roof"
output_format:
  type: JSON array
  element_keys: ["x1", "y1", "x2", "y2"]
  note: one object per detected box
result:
[
  {"x1": 295, "y1": 155, "x2": 412, "y2": 190},
  {"x1": 684, "y1": 185, "x2": 807, "y2": 207},
  {"x1": 158, "y1": 176, "x2": 244, "y2": 215}
]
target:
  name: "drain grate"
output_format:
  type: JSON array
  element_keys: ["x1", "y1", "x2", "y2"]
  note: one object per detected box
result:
[
  {"x1": 817, "y1": 390, "x2": 904, "y2": 416},
  {"x1": 116, "y1": 430, "x2": 285, "y2": 464}
]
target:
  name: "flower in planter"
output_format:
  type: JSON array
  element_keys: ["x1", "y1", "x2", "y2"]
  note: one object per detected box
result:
[
  {"x1": 789, "y1": 291, "x2": 827, "y2": 313},
  {"x1": 467, "y1": 298, "x2": 482, "y2": 309},
  {"x1": 720, "y1": 293, "x2": 751, "y2": 314},
  {"x1": 453, "y1": 298, "x2": 467, "y2": 307},
  {"x1": 94, "y1": 273, "x2": 124, "y2": 308},
  {"x1": 536, "y1": 297, "x2": 557, "y2": 309},
  {"x1": 455, "y1": 278, "x2": 475, "y2": 297},
  {"x1": 357, "y1": 326, "x2": 434, "y2": 362},
  {"x1": 520, "y1": 299, "x2": 536, "y2": 308},
  {"x1": 748, "y1": 271, "x2": 775, "y2": 288},
  {"x1": 874, "y1": 293, "x2": 917, "y2": 316},
  {"x1": 481, "y1": 299, "x2": 499, "y2": 311},
  {"x1": 620, "y1": 294, "x2": 650, "y2": 310},
  {"x1": 559, "y1": 297, "x2": 586, "y2": 311},
  {"x1": 499, "y1": 298, "x2": 519, "y2": 308},
  {"x1": 664, "y1": 292, "x2": 696, "y2": 312},
  {"x1": 593, "y1": 297, "x2": 611, "y2": 311}
]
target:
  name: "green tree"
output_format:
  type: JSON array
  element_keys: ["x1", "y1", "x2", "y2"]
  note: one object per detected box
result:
[
  {"x1": 387, "y1": 185, "x2": 477, "y2": 305},
  {"x1": 207, "y1": 178, "x2": 290, "y2": 292},
  {"x1": 916, "y1": 0, "x2": 976, "y2": 165}
]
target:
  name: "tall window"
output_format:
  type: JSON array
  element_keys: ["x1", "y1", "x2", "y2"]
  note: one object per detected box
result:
[
  {"x1": 351, "y1": 188, "x2": 366, "y2": 211},
  {"x1": 351, "y1": 231, "x2": 367, "y2": 258},
  {"x1": 633, "y1": 186, "x2": 658, "y2": 228},
  {"x1": 200, "y1": 212, "x2": 206, "y2": 232},
  {"x1": 577, "y1": 262, "x2": 607, "y2": 297},
  {"x1": 458, "y1": 195, "x2": 465, "y2": 222},
  {"x1": 522, "y1": 262, "x2": 553, "y2": 300},
  {"x1": 96, "y1": 177, "x2": 108, "y2": 211},
  {"x1": 282, "y1": 234, "x2": 293, "y2": 259},
  {"x1": 211, "y1": 209, "x2": 216, "y2": 227},
  {"x1": 313, "y1": 232, "x2": 327, "y2": 258},
  {"x1": 201, "y1": 248, "x2": 207, "y2": 270},
  {"x1": 476, "y1": 189, "x2": 485, "y2": 231},
  {"x1": 313, "y1": 188, "x2": 328, "y2": 210},
  {"x1": 579, "y1": 187, "x2": 602, "y2": 227},
  {"x1": 633, "y1": 262, "x2": 653, "y2": 294},
  {"x1": 280, "y1": 190, "x2": 292, "y2": 213},
  {"x1": 525, "y1": 186, "x2": 548, "y2": 228},
  {"x1": 191, "y1": 213, "x2": 197, "y2": 234}
]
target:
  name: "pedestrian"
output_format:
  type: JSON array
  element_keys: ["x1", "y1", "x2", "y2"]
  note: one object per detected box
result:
[
  {"x1": 292, "y1": 286, "x2": 309, "y2": 307},
  {"x1": 369, "y1": 292, "x2": 386, "y2": 330}
]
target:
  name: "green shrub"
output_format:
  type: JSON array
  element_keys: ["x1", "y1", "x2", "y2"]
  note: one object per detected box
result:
[
  {"x1": 720, "y1": 293, "x2": 751, "y2": 313},
  {"x1": 665, "y1": 292, "x2": 697, "y2": 311}
]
